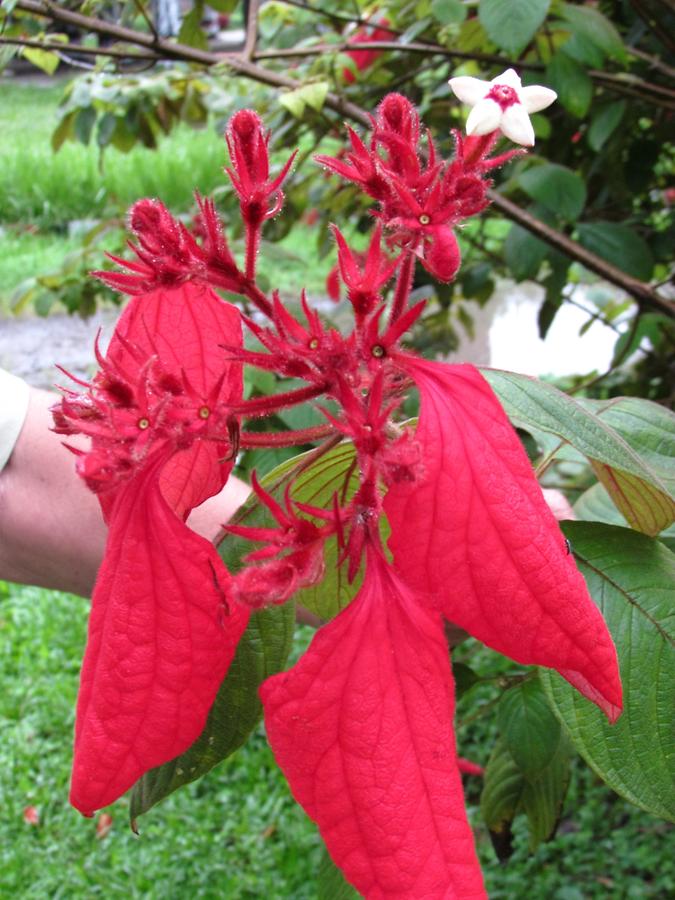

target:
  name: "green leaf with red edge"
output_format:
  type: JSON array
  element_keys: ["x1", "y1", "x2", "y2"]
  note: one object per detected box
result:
[
  {"x1": 575, "y1": 482, "x2": 675, "y2": 552},
  {"x1": 482, "y1": 369, "x2": 675, "y2": 536},
  {"x1": 129, "y1": 601, "x2": 295, "y2": 823},
  {"x1": 220, "y1": 441, "x2": 361, "y2": 621},
  {"x1": 581, "y1": 395, "x2": 675, "y2": 536},
  {"x1": 541, "y1": 522, "x2": 675, "y2": 822}
]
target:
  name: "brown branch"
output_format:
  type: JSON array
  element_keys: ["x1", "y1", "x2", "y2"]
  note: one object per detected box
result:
[
  {"x1": 11, "y1": 0, "x2": 673, "y2": 318},
  {"x1": 0, "y1": 36, "x2": 158, "y2": 60},
  {"x1": 242, "y1": 0, "x2": 262, "y2": 62},
  {"x1": 132, "y1": 0, "x2": 159, "y2": 43},
  {"x1": 255, "y1": 41, "x2": 675, "y2": 108},
  {"x1": 254, "y1": 39, "x2": 544, "y2": 73},
  {"x1": 488, "y1": 192, "x2": 674, "y2": 317}
]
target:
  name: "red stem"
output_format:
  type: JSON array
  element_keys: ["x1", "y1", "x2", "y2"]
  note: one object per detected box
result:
[
  {"x1": 245, "y1": 223, "x2": 261, "y2": 282},
  {"x1": 241, "y1": 281, "x2": 273, "y2": 317},
  {"x1": 240, "y1": 424, "x2": 335, "y2": 447},
  {"x1": 233, "y1": 382, "x2": 327, "y2": 418},
  {"x1": 389, "y1": 252, "x2": 415, "y2": 325}
]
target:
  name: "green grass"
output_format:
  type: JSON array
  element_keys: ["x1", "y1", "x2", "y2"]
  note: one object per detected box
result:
[
  {"x1": 0, "y1": 80, "x2": 332, "y2": 309},
  {"x1": 2, "y1": 579, "x2": 672, "y2": 898},
  {"x1": 0, "y1": 81, "x2": 227, "y2": 228}
]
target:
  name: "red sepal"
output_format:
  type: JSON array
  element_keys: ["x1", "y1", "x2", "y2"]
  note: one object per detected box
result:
[
  {"x1": 384, "y1": 358, "x2": 622, "y2": 721},
  {"x1": 262, "y1": 549, "x2": 486, "y2": 899}
]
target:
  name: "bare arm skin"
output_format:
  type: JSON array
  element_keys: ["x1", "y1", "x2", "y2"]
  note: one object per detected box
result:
[{"x1": 0, "y1": 387, "x2": 250, "y2": 597}]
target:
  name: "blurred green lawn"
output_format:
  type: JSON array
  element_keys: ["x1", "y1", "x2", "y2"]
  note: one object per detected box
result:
[{"x1": 0, "y1": 79, "x2": 331, "y2": 309}]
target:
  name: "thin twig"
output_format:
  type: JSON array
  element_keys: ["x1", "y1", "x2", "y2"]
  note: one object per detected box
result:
[
  {"x1": 242, "y1": 0, "x2": 261, "y2": 61},
  {"x1": 0, "y1": 36, "x2": 159, "y2": 60}
]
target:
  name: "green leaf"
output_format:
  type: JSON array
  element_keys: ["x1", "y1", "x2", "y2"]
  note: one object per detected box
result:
[
  {"x1": 518, "y1": 164, "x2": 587, "y2": 221},
  {"x1": 318, "y1": 846, "x2": 360, "y2": 899},
  {"x1": 588, "y1": 101, "x2": 626, "y2": 152},
  {"x1": 206, "y1": 0, "x2": 238, "y2": 11},
  {"x1": 299, "y1": 81, "x2": 329, "y2": 113},
  {"x1": 581, "y1": 395, "x2": 675, "y2": 535},
  {"x1": 452, "y1": 661, "x2": 481, "y2": 698},
  {"x1": 280, "y1": 82, "x2": 330, "y2": 117},
  {"x1": 178, "y1": 1, "x2": 208, "y2": 50},
  {"x1": 560, "y1": 31, "x2": 605, "y2": 68},
  {"x1": 610, "y1": 313, "x2": 672, "y2": 368},
  {"x1": 220, "y1": 442, "x2": 361, "y2": 621},
  {"x1": 129, "y1": 602, "x2": 295, "y2": 822},
  {"x1": 478, "y1": 0, "x2": 550, "y2": 56},
  {"x1": 503, "y1": 223, "x2": 548, "y2": 282},
  {"x1": 575, "y1": 482, "x2": 627, "y2": 527},
  {"x1": 431, "y1": 0, "x2": 467, "y2": 25},
  {"x1": 22, "y1": 46, "x2": 60, "y2": 75},
  {"x1": 558, "y1": 2, "x2": 625, "y2": 61},
  {"x1": 482, "y1": 369, "x2": 675, "y2": 535},
  {"x1": 481, "y1": 736, "x2": 571, "y2": 858},
  {"x1": 541, "y1": 522, "x2": 675, "y2": 822},
  {"x1": 96, "y1": 112, "x2": 118, "y2": 148},
  {"x1": 51, "y1": 111, "x2": 76, "y2": 152},
  {"x1": 546, "y1": 52, "x2": 592, "y2": 118},
  {"x1": 279, "y1": 88, "x2": 306, "y2": 119},
  {"x1": 498, "y1": 678, "x2": 561, "y2": 777},
  {"x1": 74, "y1": 106, "x2": 97, "y2": 145},
  {"x1": 576, "y1": 222, "x2": 654, "y2": 281}
]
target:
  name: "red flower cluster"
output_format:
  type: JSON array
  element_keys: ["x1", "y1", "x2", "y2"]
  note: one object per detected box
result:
[
  {"x1": 316, "y1": 94, "x2": 520, "y2": 285},
  {"x1": 55, "y1": 95, "x2": 621, "y2": 897}
]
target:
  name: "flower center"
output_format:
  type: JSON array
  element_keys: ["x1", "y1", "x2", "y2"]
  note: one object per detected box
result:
[
  {"x1": 371, "y1": 344, "x2": 385, "y2": 358},
  {"x1": 419, "y1": 214, "x2": 430, "y2": 225},
  {"x1": 137, "y1": 417, "x2": 150, "y2": 430},
  {"x1": 308, "y1": 338, "x2": 319, "y2": 350},
  {"x1": 199, "y1": 406, "x2": 210, "y2": 419},
  {"x1": 487, "y1": 83, "x2": 518, "y2": 110}
]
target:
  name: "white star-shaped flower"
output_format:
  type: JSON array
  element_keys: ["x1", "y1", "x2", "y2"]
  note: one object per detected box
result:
[{"x1": 448, "y1": 68, "x2": 557, "y2": 147}]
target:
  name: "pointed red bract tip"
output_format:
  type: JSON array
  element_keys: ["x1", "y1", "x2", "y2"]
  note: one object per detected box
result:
[
  {"x1": 70, "y1": 469, "x2": 250, "y2": 815},
  {"x1": 262, "y1": 549, "x2": 487, "y2": 899},
  {"x1": 384, "y1": 357, "x2": 623, "y2": 721}
]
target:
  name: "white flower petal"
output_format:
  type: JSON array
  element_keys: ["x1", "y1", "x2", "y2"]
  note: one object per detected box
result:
[
  {"x1": 500, "y1": 103, "x2": 535, "y2": 146},
  {"x1": 493, "y1": 68, "x2": 522, "y2": 90},
  {"x1": 466, "y1": 98, "x2": 503, "y2": 136},
  {"x1": 448, "y1": 75, "x2": 491, "y2": 106},
  {"x1": 520, "y1": 85, "x2": 557, "y2": 114}
]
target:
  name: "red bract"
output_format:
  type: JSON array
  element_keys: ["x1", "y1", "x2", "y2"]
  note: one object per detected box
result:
[
  {"x1": 383, "y1": 357, "x2": 622, "y2": 722},
  {"x1": 55, "y1": 92, "x2": 621, "y2": 898},
  {"x1": 55, "y1": 282, "x2": 250, "y2": 815},
  {"x1": 342, "y1": 18, "x2": 392, "y2": 83},
  {"x1": 262, "y1": 546, "x2": 486, "y2": 898}
]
